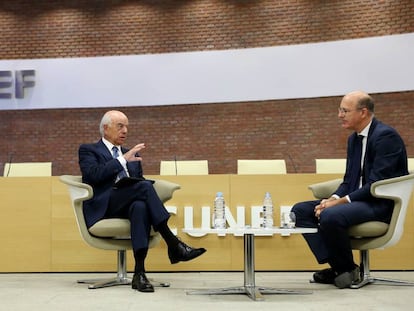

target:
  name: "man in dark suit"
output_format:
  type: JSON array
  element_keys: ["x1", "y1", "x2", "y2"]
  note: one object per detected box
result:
[
  {"x1": 79, "y1": 110, "x2": 206, "y2": 293},
  {"x1": 291, "y1": 91, "x2": 408, "y2": 289}
]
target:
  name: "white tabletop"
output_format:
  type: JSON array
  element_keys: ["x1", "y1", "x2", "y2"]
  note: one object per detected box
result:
[{"x1": 182, "y1": 226, "x2": 317, "y2": 237}]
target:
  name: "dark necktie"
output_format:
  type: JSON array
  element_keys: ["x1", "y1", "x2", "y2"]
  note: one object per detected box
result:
[
  {"x1": 349, "y1": 134, "x2": 364, "y2": 191},
  {"x1": 112, "y1": 146, "x2": 127, "y2": 179}
]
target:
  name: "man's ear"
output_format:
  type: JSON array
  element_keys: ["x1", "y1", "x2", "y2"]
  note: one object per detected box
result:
[{"x1": 361, "y1": 107, "x2": 369, "y2": 118}]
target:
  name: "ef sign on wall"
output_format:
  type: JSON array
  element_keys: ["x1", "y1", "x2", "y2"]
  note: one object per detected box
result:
[{"x1": 0, "y1": 70, "x2": 35, "y2": 99}]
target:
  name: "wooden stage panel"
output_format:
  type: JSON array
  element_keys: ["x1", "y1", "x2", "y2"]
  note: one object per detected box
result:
[
  {"x1": 1, "y1": 175, "x2": 413, "y2": 272},
  {"x1": 0, "y1": 177, "x2": 51, "y2": 272}
]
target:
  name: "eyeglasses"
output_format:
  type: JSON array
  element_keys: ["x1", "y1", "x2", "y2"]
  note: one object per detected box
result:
[{"x1": 338, "y1": 107, "x2": 363, "y2": 115}]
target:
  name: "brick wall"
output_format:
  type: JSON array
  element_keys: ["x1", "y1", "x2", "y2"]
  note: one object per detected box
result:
[
  {"x1": 1, "y1": 0, "x2": 413, "y2": 58},
  {"x1": 1, "y1": 0, "x2": 413, "y2": 175}
]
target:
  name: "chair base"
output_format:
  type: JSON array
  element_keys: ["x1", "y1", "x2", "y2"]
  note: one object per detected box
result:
[
  {"x1": 77, "y1": 250, "x2": 170, "y2": 289},
  {"x1": 78, "y1": 276, "x2": 171, "y2": 289},
  {"x1": 351, "y1": 276, "x2": 414, "y2": 289},
  {"x1": 351, "y1": 249, "x2": 414, "y2": 289},
  {"x1": 78, "y1": 276, "x2": 132, "y2": 289}
]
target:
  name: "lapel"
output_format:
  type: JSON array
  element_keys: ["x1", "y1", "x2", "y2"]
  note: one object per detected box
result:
[
  {"x1": 364, "y1": 118, "x2": 378, "y2": 161},
  {"x1": 361, "y1": 118, "x2": 378, "y2": 184},
  {"x1": 97, "y1": 139, "x2": 113, "y2": 160}
]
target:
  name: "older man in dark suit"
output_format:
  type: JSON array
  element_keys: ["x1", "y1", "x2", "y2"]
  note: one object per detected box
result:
[
  {"x1": 79, "y1": 110, "x2": 206, "y2": 293},
  {"x1": 291, "y1": 91, "x2": 408, "y2": 289}
]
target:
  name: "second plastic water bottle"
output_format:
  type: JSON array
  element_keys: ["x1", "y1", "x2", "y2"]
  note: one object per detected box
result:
[
  {"x1": 213, "y1": 192, "x2": 226, "y2": 229},
  {"x1": 262, "y1": 192, "x2": 274, "y2": 229}
]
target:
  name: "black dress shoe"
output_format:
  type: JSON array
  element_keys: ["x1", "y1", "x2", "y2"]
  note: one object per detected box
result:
[
  {"x1": 132, "y1": 272, "x2": 154, "y2": 292},
  {"x1": 313, "y1": 268, "x2": 337, "y2": 284},
  {"x1": 168, "y1": 241, "x2": 206, "y2": 264},
  {"x1": 334, "y1": 266, "x2": 361, "y2": 289}
]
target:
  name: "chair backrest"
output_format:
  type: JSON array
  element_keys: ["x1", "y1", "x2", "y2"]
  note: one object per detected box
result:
[
  {"x1": 315, "y1": 159, "x2": 346, "y2": 174},
  {"x1": 408, "y1": 158, "x2": 414, "y2": 173},
  {"x1": 3, "y1": 162, "x2": 52, "y2": 176},
  {"x1": 59, "y1": 175, "x2": 117, "y2": 250},
  {"x1": 237, "y1": 159, "x2": 287, "y2": 174},
  {"x1": 368, "y1": 173, "x2": 414, "y2": 249},
  {"x1": 308, "y1": 174, "x2": 414, "y2": 250},
  {"x1": 160, "y1": 160, "x2": 209, "y2": 175}
]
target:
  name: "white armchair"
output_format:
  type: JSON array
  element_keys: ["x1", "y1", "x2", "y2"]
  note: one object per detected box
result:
[
  {"x1": 308, "y1": 174, "x2": 414, "y2": 288},
  {"x1": 60, "y1": 175, "x2": 180, "y2": 289}
]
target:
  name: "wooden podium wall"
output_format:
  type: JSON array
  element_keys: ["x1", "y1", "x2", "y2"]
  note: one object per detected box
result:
[{"x1": 0, "y1": 174, "x2": 413, "y2": 273}]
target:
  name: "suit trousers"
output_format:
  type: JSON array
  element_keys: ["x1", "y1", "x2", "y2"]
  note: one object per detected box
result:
[
  {"x1": 291, "y1": 199, "x2": 392, "y2": 273},
  {"x1": 105, "y1": 180, "x2": 170, "y2": 251}
]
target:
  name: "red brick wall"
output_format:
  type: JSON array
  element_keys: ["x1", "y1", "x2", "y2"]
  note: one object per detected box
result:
[
  {"x1": 1, "y1": 0, "x2": 413, "y2": 58},
  {"x1": 1, "y1": 0, "x2": 413, "y2": 175}
]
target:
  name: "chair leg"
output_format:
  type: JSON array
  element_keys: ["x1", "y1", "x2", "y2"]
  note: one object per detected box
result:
[
  {"x1": 78, "y1": 250, "x2": 131, "y2": 289},
  {"x1": 351, "y1": 250, "x2": 414, "y2": 289},
  {"x1": 77, "y1": 250, "x2": 170, "y2": 289}
]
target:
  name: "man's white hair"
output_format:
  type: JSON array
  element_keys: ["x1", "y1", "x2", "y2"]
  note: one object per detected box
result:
[{"x1": 99, "y1": 111, "x2": 113, "y2": 137}]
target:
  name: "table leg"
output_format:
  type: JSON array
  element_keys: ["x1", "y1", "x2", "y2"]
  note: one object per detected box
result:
[
  {"x1": 243, "y1": 233, "x2": 312, "y2": 300},
  {"x1": 187, "y1": 233, "x2": 312, "y2": 301},
  {"x1": 243, "y1": 233, "x2": 264, "y2": 300}
]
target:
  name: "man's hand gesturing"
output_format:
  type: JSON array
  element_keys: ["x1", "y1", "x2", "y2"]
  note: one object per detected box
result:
[{"x1": 124, "y1": 143, "x2": 146, "y2": 162}]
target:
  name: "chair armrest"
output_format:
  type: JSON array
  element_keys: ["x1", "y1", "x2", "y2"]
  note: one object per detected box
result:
[
  {"x1": 60, "y1": 175, "x2": 93, "y2": 202},
  {"x1": 152, "y1": 179, "x2": 181, "y2": 202},
  {"x1": 60, "y1": 175, "x2": 181, "y2": 204},
  {"x1": 370, "y1": 174, "x2": 414, "y2": 201},
  {"x1": 308, "y1": 178, "x2": 342, "y2": 199}
]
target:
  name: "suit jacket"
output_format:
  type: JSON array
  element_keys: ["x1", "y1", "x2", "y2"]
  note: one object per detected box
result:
[
  {"x1": 335, "y1": 118, "x2": 408, "y2": 202},
  {"x1": 79, "y1": 139, "x2": 143, "y2": 228}
]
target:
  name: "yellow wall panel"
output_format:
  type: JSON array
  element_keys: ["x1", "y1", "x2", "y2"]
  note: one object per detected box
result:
[{"x1": 1, "y1": 175, "x2": 413, "y2": 272}]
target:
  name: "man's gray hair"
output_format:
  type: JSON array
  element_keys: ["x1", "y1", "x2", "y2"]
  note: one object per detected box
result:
[{"x1": 99, "y1": 112, "x2": 112, "y2": 137}]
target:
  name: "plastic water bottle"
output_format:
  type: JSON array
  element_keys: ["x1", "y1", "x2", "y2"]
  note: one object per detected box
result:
[
  {"x1": 213, "y1": 192, "x2": 226, "y2": 229},
  {"x1": 262, "y1": 192, "x2": 274, "y2": 229}
]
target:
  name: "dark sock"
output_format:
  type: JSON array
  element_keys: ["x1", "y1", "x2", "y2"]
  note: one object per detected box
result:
[
  {"x1": 134, "y1": 248, "x2": 148, "y2": 273},
  {"x1": 156, "y1": 221, "x2": 179, "y2": 248}
]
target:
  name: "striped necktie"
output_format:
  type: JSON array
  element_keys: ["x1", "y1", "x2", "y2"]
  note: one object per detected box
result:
[{"x1": 112, "y1": 146, "x2": 127, "y2": 179}]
